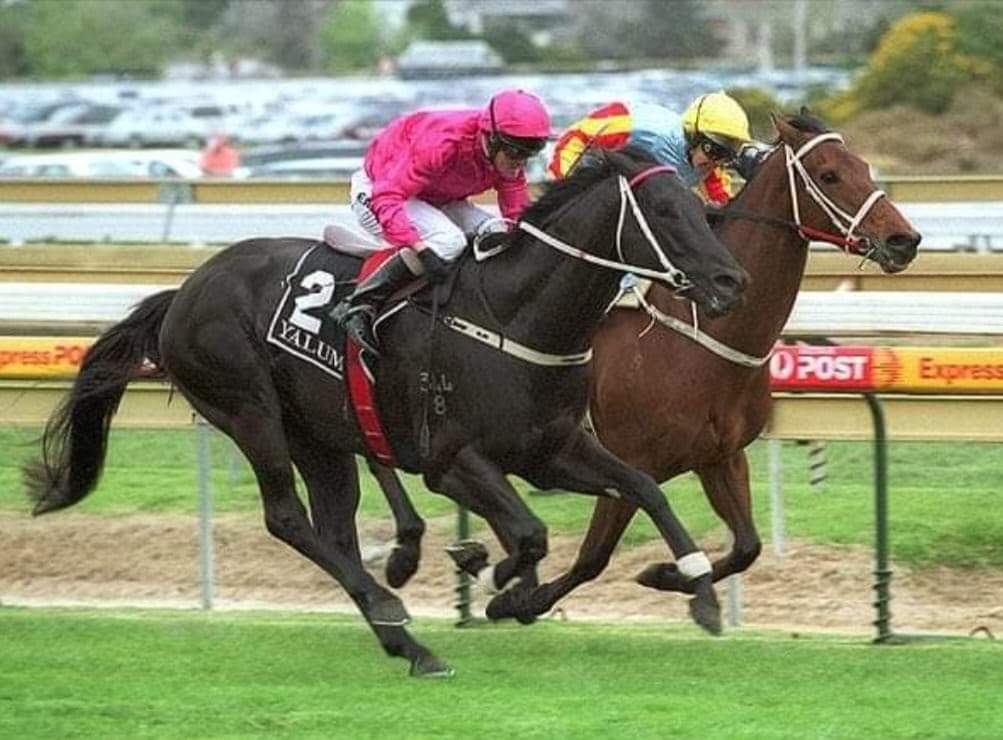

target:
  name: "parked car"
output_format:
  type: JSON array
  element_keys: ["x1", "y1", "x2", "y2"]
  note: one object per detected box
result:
[
  {"x1": 0, "y1": 150, "x2": 203, "y2": 178},
  {"x1": 18, "y1": 103, "x2": 124, "y2": 148},
  {"x1": 0, "y1": 100, "x2": 83, "y2": 147},
  {"x1": 94, "y1": 107, "x2": 213, "y2": 148}
]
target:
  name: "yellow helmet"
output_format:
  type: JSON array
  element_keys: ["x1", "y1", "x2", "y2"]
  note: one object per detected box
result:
[{"x1": 682, "y1": 92, "x2": 752, "y2": 153}]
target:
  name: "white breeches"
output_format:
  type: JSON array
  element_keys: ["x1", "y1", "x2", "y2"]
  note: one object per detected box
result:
[{"x1": 350, "y1": 169, "x2": 496, "y2": 261}]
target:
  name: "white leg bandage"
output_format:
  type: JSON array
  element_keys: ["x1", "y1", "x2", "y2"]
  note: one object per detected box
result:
[
  {"x1": 677, "y1": 551, "x2": 713, "y2": 580},
  {"x1": 477, "y1": 565, "x2": 499, "y2": 595}
]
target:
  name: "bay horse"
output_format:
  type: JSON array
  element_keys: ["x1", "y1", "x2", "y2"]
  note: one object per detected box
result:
[
  {"x1": 374, "y1": 111, "x2": 922, "y2": 622},
  {"x1": 23, "y1": 148, "x2": 748, "y2": 677}
]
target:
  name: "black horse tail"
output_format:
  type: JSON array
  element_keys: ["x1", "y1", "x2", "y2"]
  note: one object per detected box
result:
[{"x1": 24, "y1": 289, "x2": 178, "y2": 516}]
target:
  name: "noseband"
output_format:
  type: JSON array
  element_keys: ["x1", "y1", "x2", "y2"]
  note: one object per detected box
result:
[{"x1": 518, "y1": 164, "x2": 693, "y2": 290}]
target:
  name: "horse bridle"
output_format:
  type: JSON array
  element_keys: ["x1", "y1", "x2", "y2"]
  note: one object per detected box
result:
[
  {"x1": 629, "y1": 132, "x2": 891, "y2": 369},
  {"x1": 518, "y1": 164, "x2": 693, "y2": 290},
  {"x1": 783, "y1": 132, "x2": 886, "y2": 254}
]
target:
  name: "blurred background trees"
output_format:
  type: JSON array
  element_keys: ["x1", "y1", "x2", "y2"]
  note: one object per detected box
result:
[{"x1": 2, "y1": 0, "x2": 1003, "y2": 138}]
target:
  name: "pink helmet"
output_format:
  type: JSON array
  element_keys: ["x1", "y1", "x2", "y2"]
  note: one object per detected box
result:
[{"x1": 480, "y1": 89, "x2": 552, "y2": 140}]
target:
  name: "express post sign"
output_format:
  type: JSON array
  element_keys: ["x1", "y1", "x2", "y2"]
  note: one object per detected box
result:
[
  {"x1": 4, "y1": 336, "x2": 1003, "y2": 393},
  {"x1": 0, "y1": 337, "x2": 93, "y2": 379},
  {"x1": 769, "y1": 344, "x2": 1003, "y2": 394}
]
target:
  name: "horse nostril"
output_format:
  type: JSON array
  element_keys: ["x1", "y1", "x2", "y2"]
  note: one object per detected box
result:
[
  {"x1": 713, "y1": 270, "x2": 747, "y2": 296},
  {"x1": 888, "y1": 232, "x2": 922, "y2": 250}
]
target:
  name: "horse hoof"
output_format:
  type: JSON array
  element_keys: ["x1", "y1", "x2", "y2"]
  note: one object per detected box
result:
[
  {"x1": 386, "y1": 547, "x2": 420, "y2": 589},
  {"x1": 369, "y1": 595, "x2": 411, "y2": 626},
  {"x1": 688, "y1": 581, "x2": 722, "y2": 636},
  {"x1": 635, "y1": 563, "x2": 696, "y2": 594},
  {"x1": 445, "y1": 539, "x2": 489, "y2": 577},
  {"x1": 485, "y1": 589, "x2": 518, "y2": 621},
  {"x1": 410, "y1": 655, "x2": 455, "y2": 679}
]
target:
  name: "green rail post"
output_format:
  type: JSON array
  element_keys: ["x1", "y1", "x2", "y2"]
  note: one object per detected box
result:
[
  {"x1": 865, "y1": 393, "x2": 893, "y2": 643},
  {"x1": 454, "y1": 506, "x2": 473, "y2": 625}
]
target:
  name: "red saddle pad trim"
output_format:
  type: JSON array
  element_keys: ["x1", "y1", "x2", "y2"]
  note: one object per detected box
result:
[{"x1": 345, "y1": 249, "x2": 397, "y2": 467}]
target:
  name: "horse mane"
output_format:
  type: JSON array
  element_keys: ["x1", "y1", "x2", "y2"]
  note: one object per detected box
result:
[
  {"x1": 513, "y1": 146, "x2": 658, "y2": 248},
  {"x1": 716, "y1": 108, "x2": 834, "y2": 223},
  {"x1": 774, "y1": 108, "x2": 831, "y2": 139}
]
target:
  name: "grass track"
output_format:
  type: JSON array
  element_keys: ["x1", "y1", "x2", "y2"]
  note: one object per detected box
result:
[{"x1": 1, "y1": 607, "x2": 1001, "y2": 739}]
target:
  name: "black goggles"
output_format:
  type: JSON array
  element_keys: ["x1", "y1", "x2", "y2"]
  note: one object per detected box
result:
[
  {"x1": 496, "y1": 134, "x2": 547, "y2": 160},
  {"x1": 698, "y1": 137, "x2": 737, "y2": 163}
]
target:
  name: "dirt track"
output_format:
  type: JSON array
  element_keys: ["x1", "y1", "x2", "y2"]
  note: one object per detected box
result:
[{"x1": 4, "y1": 512, "x2": 1003, "y2": 636}]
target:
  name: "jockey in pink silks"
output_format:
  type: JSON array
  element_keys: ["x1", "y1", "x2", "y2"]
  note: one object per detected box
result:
[{"x1": 331, "y1": 88, "x2": 553, "y2": 355}]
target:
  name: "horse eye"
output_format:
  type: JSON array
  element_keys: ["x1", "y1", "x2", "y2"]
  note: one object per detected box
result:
[{"x1": 820, "y1": 171, "x2": 839, "y2": 185}]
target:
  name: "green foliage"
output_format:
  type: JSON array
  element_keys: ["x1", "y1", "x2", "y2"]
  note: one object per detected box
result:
[
  {"x1": 3, "y1": 608, "x2": 1003, "y2": 738},
  {"x1": 482, "y1": 22, "x2": 541, "y2": 64},
  {"x1": 0, "y1": 2, "x2": 30, "y2": 78},
  {"x1": 852, "y1": 12, "x2": 978, "y2": 115},
  {"x1": 406, "y1": 0, "x2": 472, "y2": 41},
  {"x1": 725, "y1": 87, "x2": 782, "y2": 140},
  {"x1": 19, "y1": 0, "x2": 184, "y2": 78},
  {"x1": 318, "y1": 0, "x2": 382, "y2": 72},
  {"x1": 952, "y1": 0, "x2": 1003, "y2": 94}
]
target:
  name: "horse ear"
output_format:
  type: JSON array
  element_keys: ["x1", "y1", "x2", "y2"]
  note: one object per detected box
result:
[
  {"x1": 601, "y1": 147, "x2": 638, "y2": 177},
  {"x1": 772, "y1": 112, "x2": 800, "y2": 146}
]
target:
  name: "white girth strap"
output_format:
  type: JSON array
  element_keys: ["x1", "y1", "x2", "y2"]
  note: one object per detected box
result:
[
  {"x1": 441, "y1": 314, "x2": 593, "y2": 367},
  {"x1": 633, "y1": 288, "x2": 771, "y2": 368}
]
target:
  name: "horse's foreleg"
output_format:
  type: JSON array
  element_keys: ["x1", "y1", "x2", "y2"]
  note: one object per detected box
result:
[
  {"x1": 366, "y1": 460, "x2": 425, "y2": 589},
  {"x1": 517, "y1": 429, "x2": 721, "y2": 635},
  {"x1": 513, "y1": 497, "x2": 639, "y2": 619},
  {"x1": 636, "y1": 450, "x2": 761, "y2": 593},
  {"x1": 430, "y1": 447, "x2": 547, "y2": 621},
  {"x1": 289, "y1": 441, "x2": 450, "y2": 678}
]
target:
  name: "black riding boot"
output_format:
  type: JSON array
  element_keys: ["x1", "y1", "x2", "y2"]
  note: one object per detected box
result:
[{"x1": 331, "y1": 253, "x2": 416, "y2": 356}]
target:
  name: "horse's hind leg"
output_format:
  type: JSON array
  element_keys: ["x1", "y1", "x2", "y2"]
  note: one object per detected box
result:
[
  {"x1": 366, "y1": 460, "x2": 425, "y2": 589},
  {"x1": 289, "y1": 440, "x2": 449, "y2": 677},
  {"x1": 512, "y1": 429, "x2": 721, "y2": 635},
  {"x1": 636, "y1": 451, "x2": 762, "y2": 593},
  {"x1": 431, "y1": 447, "x2": 547, "y2": 618},
  {"x1": 168, "y1": 353, "x2": 411, "y2": 631},
  {"x1": 515, "y1": 497, "x2": 639, "y2": 619}
]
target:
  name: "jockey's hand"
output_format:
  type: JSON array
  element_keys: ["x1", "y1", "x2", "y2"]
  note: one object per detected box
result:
[{"x1": 416, "y1": 247, "x2": 451, "y2": 283}]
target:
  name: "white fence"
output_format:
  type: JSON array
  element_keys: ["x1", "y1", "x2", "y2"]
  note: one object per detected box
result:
[
  {"x1": 6, "y1": 282, "x2": 1003, "y2": 336},
  {"x1": 2, "y1": 201, "x2": 1002, "y2": 250}
]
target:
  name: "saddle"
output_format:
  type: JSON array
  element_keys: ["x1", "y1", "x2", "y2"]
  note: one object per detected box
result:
[{"x1": 322, "y1": 221, "x2": 388, "y2": 258}]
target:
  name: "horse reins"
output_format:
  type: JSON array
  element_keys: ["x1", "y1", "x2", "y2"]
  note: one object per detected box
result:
[{"x1": 518, "y1": 164, "x2": 693, "y2": 289}]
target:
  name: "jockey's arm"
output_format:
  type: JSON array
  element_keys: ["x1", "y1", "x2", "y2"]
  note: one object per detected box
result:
[{"x1": 368, "y1": 155, "x2": 439, "y2": 248}]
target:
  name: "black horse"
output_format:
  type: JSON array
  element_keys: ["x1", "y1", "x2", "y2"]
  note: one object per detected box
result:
[{"x1": 24, "y1": 148, "x2": 747, "y2": 677}]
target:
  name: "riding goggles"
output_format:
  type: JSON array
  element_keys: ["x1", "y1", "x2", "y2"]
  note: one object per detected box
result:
[
  {"x1": 496, "y1": 134, "x2": 547, "y2": 160},
  {"x1": 698, "y1": 136, "x2": 738, "y2": 164}
]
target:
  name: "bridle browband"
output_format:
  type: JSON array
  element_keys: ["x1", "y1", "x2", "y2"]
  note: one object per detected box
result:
[{"x1": 518, "y1": 164, "x2": 693, "y2": 290}]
